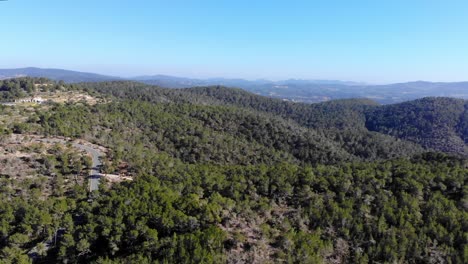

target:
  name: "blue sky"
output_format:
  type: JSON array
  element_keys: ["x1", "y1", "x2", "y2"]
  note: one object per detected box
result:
[{"x1": 1, "y1": 0, "x2": 468, "y2": 83}]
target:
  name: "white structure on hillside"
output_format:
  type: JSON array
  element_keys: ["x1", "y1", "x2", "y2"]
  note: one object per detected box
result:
[{"x1": 14, "y1": 97, "x2": 45, "y2": 104}]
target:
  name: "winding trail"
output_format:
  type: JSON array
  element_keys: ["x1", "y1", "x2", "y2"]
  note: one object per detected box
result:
[
  {"x1": 72, "y1": 143, "x2": 103, "y2": 191},
  {"x1": 33, "y1": 137, "x2": 104, "y2": 191}
]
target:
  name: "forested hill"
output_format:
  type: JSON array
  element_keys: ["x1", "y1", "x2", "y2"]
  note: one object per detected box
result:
[
  {"x1": 1, "y1": 78, "x2": 467, "y2": 263},
  {"x1": 181, "y1": 86, "x2": 379, "y2": 129},
  {"x1": 5, "y1": 79, "x2": 467, "y2": 157},
  {"x1": 366, "y1": 97, "x2": 468, "y2": 155},
  {"x1": 84, "y1": 82, "x2": 467, "y2": 156},
  {"x1": 77, "y1": 81, "x2": 426, "y2": 161},
  {"x1": 172, "y1": 86, "x2": 468, "y2": 156},
  {"x1": 83, "y1": 82, "x2": 378, "y2": 130}
]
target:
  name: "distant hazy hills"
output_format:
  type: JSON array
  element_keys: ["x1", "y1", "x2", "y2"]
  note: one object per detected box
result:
[
  {"x1": 2, "y1": 67, "x2": 468, "y2": 104},
  {"x1": 0, "y1": 67, "x2": 121, "y2": 83}
]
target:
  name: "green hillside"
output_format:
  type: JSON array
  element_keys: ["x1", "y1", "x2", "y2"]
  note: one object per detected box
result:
[
  {"x1": 365, "y1": 97, "x2": 468, "y2": 155},
  {"x1": 0, "y1": 79, "x2": 466, "y2": 263}
]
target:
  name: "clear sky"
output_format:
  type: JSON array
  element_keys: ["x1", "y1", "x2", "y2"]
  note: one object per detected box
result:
[{"x1": 1, "y1": 0, "x2": 468, "y2": 83}]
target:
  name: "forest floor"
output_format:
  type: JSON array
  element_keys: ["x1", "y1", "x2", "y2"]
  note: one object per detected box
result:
[
  {"x1": 33, "y1": 91, "x2": 104, "y2": 105},
  {"x1": 0, "y1": 134, "x2": 132, "y2": 197},
  {"x1": 0, "y1": 134, "x2": 88, "y2": 198}
]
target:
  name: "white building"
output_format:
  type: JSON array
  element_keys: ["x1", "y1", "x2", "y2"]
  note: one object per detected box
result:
[{"x1": 13, "y1": 97, "x2": 45, "y2": 104}]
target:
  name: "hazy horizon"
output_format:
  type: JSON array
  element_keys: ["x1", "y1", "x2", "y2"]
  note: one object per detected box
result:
[
  {"x1": 2, "y1": 1, "x2": 468, "y2": 83},
  {"x1": 5, "y1": 66, "x2": 468, "y2": 85}
]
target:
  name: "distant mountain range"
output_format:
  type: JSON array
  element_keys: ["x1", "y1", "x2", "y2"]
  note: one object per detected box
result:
[
  {"x1": 1, "y1": 67, "x2": 468, "y2": 104},
  {"x1": 0, "y1": 67, "x2": 122, "y2": 83}
]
